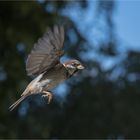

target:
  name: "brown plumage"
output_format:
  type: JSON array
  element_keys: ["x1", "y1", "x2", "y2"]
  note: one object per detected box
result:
[{"x1": 9, "y1": 25, "x2": 84, "y2": 111}]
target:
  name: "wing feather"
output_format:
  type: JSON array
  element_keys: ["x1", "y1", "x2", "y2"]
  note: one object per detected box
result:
[{"x1": 26, "y1": 25, "x2": 65, "y2": 76}]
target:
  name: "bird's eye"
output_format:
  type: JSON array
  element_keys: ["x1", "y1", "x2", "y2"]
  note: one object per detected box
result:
[{"x1": 71, "y1": 62, "x2": 80, "y2": 67}]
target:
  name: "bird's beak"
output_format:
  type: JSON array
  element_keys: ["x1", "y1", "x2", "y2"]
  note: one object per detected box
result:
[{"x1": 77, "y1": 64, "x2": 84, "y2": 69}]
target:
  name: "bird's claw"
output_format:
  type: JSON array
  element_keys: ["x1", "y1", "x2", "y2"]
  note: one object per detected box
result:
[{"x1": 42, "y1": 91, "x2": 53, "y2": 104}]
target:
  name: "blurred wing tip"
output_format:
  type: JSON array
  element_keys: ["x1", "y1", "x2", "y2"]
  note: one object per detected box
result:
[
  {"x1": 45, "y1": 25, "x2": 64, "y2": 36},
  {"x1": 54, "y1": 24, "x2": 64, "y2": 30}
]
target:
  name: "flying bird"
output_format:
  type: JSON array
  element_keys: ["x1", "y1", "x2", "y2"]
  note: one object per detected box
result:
[{"x1": 9, "y1": 25, "x2": 84, "y2": 111}]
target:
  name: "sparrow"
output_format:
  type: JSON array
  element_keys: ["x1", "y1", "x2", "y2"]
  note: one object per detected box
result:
[{"x1": 9, "y1": 25, "x2": 84, "y2": 111}]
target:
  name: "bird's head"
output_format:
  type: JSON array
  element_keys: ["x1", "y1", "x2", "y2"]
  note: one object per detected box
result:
[{"x1": 63, "y1": 59, "x2": 84, "y2": 75}]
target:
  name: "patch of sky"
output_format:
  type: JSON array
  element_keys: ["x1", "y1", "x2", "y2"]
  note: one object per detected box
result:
[
  {"x1": 67, "y1": 28, "x2": 78, "y2": 45},
  {"x1": 60, "y1": 0, "x2": 97, "y2": 44},
  {"x1": 52, "y1": 82, "x2": 70, "y2": 100},
  {"x1": 115, "y1": 0, "x2": 140, "y2": 49}
]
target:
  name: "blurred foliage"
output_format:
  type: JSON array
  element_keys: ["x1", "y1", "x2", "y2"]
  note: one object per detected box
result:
[{"x1": 0, "y1": 0, "x2": 140, "y2": 139}]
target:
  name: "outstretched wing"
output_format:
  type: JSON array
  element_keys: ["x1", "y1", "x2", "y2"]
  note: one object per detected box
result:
[{"x1": 26, "y1": 25, "x2": 65, "y2": 76}]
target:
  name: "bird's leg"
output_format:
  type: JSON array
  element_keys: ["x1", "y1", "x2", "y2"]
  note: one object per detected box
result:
[{"x1": 42, "y1": 91, "x2": 53, "y2": 104}]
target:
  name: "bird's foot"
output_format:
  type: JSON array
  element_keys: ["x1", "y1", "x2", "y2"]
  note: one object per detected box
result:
[{"x1": 42, "y1": 91, "x2": 53, "y2": 104}]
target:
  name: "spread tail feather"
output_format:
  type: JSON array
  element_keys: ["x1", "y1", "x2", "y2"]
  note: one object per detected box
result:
[
  {"x1": 9, "y1": 95, "x2": 27, "y2": 111},
  {"x1": 9, "y1": 87, "x2": 30, "y2": 111}
]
